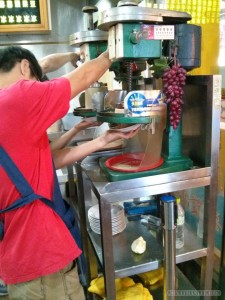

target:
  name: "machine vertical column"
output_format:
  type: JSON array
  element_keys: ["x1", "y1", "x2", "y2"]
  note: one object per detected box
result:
[{"x1": 161, "y1": 195, "x2": 176, "y2": 300}]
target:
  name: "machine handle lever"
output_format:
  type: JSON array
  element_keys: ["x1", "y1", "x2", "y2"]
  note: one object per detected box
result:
[{"x1": 82, "y1": 6, "x2": 98, "y2": 31}]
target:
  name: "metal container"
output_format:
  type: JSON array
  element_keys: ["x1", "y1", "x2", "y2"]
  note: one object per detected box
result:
[
  {"x1": 104, "y1": 90, "x2": 128, "y2": 110},
  {"x1": 85, "y1": 85, "x2": 108, "y2": 109}
]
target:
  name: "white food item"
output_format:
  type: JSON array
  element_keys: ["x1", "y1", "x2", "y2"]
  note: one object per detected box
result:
[
  {"x1": 114, "y1": 163, "x2": 138, "y2": 170},
  {"x1": 131, "y1": 236, "x2": 146, "y2": 254}
]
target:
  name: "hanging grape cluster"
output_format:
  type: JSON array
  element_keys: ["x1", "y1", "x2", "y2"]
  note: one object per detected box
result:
[{"x1": 162, "y1": 64, "x2": 187, "y2": 129}]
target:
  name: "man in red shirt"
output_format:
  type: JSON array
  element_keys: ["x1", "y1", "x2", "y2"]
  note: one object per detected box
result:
[{"x1": 0, "y1": 46, "x2": 138, "y2": 300}]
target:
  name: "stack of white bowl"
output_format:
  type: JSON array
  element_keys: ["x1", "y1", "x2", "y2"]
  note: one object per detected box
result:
[{"x1": 88, "y1": 204, "x2": 126, "y2": 235}]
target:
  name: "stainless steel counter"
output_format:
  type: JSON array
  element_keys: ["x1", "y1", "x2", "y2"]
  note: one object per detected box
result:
[
  {"x1": 75, "y1": 162, "x2": 212, "y2": 300},
  {"x1": 78, "y1": 162, "x2": 211, "y2": 202}
]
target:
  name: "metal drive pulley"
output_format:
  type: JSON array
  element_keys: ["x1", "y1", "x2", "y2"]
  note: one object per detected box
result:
[
  {"x1": 69, "y1": 5, "x2": 108, "y2": 60},
  {"x1": 70, "y1": 5, "x2": 108, "y2": 46}
]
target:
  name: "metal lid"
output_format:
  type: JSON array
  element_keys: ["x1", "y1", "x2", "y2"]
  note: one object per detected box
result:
[
  {"x1": 82, "y1": 5, "x2": 98, "y2": 13},
  {"x1": 69, "y1": 30, "x2": 108, "y2": 47},
  {"x1": 117, "y1": 0, "x2": 140, "y2": 6},
  {"x1": 98, "y1": 6, "x2": 192, "y2": 31}
]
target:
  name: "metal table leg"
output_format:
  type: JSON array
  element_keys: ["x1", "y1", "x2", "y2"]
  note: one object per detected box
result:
[{"x1": 161, "y1": 195, "x2": 176, "y2": 300}]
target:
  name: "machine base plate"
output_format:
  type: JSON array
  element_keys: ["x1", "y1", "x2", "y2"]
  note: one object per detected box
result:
[{"x1": 99, "y1": 155, "x2": 193, "y2": 181}]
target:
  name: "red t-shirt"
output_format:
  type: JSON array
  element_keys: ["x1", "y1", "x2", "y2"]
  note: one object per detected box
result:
[{"x1": 0, "y1": 78, "x2": 81, "y2": 284}]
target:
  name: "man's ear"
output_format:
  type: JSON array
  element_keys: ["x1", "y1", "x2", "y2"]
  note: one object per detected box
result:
[{"x1": 20, "y1": 59, "x2": 30, "y2": 77}]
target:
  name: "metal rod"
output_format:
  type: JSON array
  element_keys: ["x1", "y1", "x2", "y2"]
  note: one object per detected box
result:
[
  {"x1": 126, "y1": 61, "x2": 133, "y2": 92},
  {"x1": 161, "y1": 196, "x2": 176, "y2": 300},
  {"x1": 82, "y1": 6, "x2": 98, "y2": 31}
]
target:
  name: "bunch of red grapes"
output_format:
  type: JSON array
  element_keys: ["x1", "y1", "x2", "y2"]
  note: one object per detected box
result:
[{"x1": 162, "y1": 64, "x2": 187, "y2": 129}]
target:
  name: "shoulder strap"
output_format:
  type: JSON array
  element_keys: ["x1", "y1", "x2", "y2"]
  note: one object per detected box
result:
[
  {"x1": 0, "y1": 146, "x2": 53, "y2": 213},
  {"x1": 0, "y1": 147, "x2": 34, "y2": 197}
]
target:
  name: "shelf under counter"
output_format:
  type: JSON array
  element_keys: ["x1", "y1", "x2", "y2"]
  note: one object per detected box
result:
[{"x1": 87, "y1": 219, "x2": 207, "y2": 279}]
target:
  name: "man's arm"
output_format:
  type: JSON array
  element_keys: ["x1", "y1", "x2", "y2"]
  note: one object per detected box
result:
[
  {"x1": 52, "y1": 128, "x2": 139, "y2": 169},
  {"x1": 50, "y1": 120, "x2": 101, "y2": 151},
  {"x1": 63, "y1": 50, "x2": 111, "y2": 99},
  {"x1": 39, "y1": 52, "x2": 80, "y2": 75}
]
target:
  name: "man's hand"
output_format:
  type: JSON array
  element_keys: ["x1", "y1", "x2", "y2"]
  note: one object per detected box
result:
[
  {"x1": 99, "y1": 127, "x2": 140, "y2": 146},
  {"x1": 74, "y1": 119, "x2": 102, "y2": 131},
  {"x1": 70, "y1": 52, "x2": 81, "y2": 68}
]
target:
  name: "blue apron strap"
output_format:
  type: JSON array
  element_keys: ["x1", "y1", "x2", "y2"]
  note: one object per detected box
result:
[
  {"x1": 0, "y1": 146, "x2": 53, "y2": 213},
  {"x1": 0, "y1": 193, "x2": 52, "y2": 213},
  {"x1": 0, "y1": 146, "x2": 34, "y2": 197},
  {"x1": 51, "y1": 163, "x2": 66, "y2": 214},
  {"x1": 52, "y1": 162, "x2": 63, "y2": 201}
]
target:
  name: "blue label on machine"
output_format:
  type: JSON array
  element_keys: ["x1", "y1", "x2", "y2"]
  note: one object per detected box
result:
[{"x1": 124, "y1": 91, "x2": 162, "y2": 116}]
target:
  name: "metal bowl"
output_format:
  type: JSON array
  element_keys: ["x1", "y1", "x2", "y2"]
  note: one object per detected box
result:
[{"x1": 104, "y1": 90, "x2": 127, "y2": 110}]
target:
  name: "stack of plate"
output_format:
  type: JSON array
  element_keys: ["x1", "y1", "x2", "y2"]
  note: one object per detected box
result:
[{"x1": 88, "y1": 204, "x2": 126, "y2": 235}]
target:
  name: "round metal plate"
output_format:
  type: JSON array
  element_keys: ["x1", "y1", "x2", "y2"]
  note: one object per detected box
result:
[
  {"x1": 98, "y1": 6, "x2": 192, "y2": 31},
  {"x1": 97, "y1": 111, "x2": 153, "y2": 124},
  {"x1": 69, "y1": 30, "x2": 108, "y2": 47},
  {"x1": 73, "y1": 108, "x2": 97, "y2": 117}
]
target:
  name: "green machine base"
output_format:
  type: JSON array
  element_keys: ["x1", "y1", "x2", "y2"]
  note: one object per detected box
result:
[{"x1": 99, "y1": 155, "x2": 193, "y2": 182}]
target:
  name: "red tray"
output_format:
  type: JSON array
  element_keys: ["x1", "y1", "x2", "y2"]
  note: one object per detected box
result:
[{"x1": 105, "y1": 153, "x2": 164, "y2": 173}]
